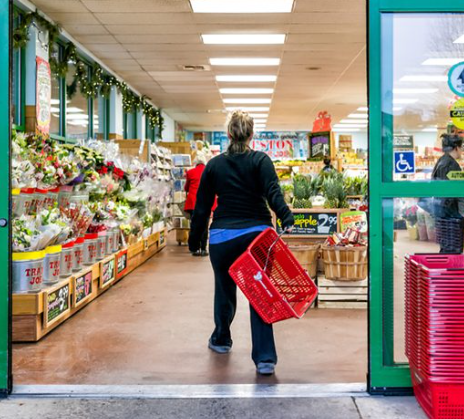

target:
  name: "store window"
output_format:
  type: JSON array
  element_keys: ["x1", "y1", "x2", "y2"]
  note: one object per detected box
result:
[
  {"x1": 50, "y1": 73, "x2": 62, "y2": 136},
  {"x1": 382, "y1": 14, "x2": 464, "y2": 182},
  {"x1": 124, "y1": 110, "x2": 137, "y2": 139},
  {"x1": 12, "y1": 14, "x2": 24, "y2": 130},
  {"x1": 66, "y1": 62, "x2": 90, "y2": 141}
]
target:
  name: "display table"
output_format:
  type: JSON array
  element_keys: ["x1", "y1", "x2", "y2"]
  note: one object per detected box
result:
[{"x1": 12, "y1": 228, "x2": 167, "y2": 342}]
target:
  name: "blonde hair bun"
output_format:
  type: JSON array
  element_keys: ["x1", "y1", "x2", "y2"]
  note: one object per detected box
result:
[{"x1": 227, "y1": 110, "x2": 254, "y2": 154}]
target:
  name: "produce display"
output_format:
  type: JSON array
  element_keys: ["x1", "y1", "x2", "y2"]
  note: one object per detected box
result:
[{"x1": 11, "y1": 131, "x2": 172, "y2": 293}]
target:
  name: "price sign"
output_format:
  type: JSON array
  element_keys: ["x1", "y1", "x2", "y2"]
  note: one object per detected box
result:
[
  {"x1": 44, "y1": 281, "x2": 71, "y2": 328},
  {"x1": 100, "y1": 257, "x2": 116, "y2": 289},
  {"x1": 160, "y1": 230, "x2": 166, "y2": 246},
  {"x1": 116, "y1": 249, "x2": 128, "y2": 279},
  {"x1": 277, "y1": 211, "x2": 339, "y2": 236},
  {"x1": 74, "y1": 270, "x2": 93, "y2": 308},
  {"x1": 309, "y1": 131, "x2": 331, "y2": 158}
]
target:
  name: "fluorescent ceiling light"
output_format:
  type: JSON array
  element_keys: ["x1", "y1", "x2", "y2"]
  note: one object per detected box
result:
[
  {"x1": 357, "y1": 107, "x2": 369, "y2": 112},
  {"x1": 211, "y1": 58, "x2": 280, "y2": 66},
  {"x1": 50, "y1": 99, "x2": 60, "y2": 105},
  {"x1": 226, "y1": 107, "x2": 270, "y2": 112},
  {"x1": 340, "y1": 119, "x2": 368, "y2": 124},
  {"x1": 393, "y1": 88, "x2": 438, "y2": 94},
  {"x1": 422, "y1": 127, "x2": 438, "y2": 132},
  {"x1": 190, "y1": 0, "x2": 294, "y2": 13},
  {"x1": 220, "y1": 88, "x2": 274, "y2": 94},
  {"x1": 50, "y1": 107, "x2": 60, "y2": 113},
  {"x1": 248, "y1": 113, "x2": 268, "y2": 118},
  {"x1": 393, "y1": 98, "x2": 419, "y2": 104},
  {"x1": 254, "y1": 119, "x2": 268, "y2": 123},
  {"x1": 66, "y1": 114, "x2": 89, "y2": 120},
  {"x1": 400, "y1": 75, "x2": 448, "y2": 82},
  {"x1": 454, "y1": 34, "x2": 464, "y2": 44},
  {"x1": 223, "y1": 98, "x2": 272, "y2": 104},
  {"x1": 334, "y1": 124, "x2": 367, "y2": 129},
  {"x1": 255, "y1": 124, "x2": 267, "y2": 128},
  {"x1": 202, "y1": 34, "x2": 286, "y2": 45},
  {"x1": 333, "y1": 128, "x2": 360, "y2": 132},
  {"x1": 348, "y1": 113, "x2": 368, "y2": 119},
  {"x1": 66, "y1": 107, "x2": 84, "y2": 113},
  {"x1": 393, "y1": 106, "x2": 403, "y2": 111},
  {"x1": 217, "y1": 75, "x2": 277, "y2": 83},
  {"x1": 422, "y1": 58, "x2": 463, "y2": 66}
]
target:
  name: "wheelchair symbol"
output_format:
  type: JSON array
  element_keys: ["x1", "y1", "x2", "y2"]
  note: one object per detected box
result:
[{"x1": 396, "y1": 153, "x2": 413, "y2": 173}]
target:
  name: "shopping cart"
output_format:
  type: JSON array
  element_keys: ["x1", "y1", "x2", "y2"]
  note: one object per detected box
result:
[
  {"x1": 405, "y1": 253, "x2": 464, "y2": 419},
  {"x1": 229, "y1": 228, "x2": 318, "y2": 324}
]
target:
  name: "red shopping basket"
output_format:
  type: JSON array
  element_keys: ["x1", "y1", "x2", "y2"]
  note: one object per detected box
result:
[{"x1": 228, "y1": 228, "x2": 318, "y2": 324}]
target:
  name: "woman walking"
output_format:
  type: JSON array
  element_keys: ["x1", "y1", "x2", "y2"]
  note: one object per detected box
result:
[{"x1": 189, "y1": 111, "x2": 294, "y2": 376}]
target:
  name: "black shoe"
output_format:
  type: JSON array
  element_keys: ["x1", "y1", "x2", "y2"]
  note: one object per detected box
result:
[
  {"x1": 192, "y1": 250, "x2": 202, "y2": 257},
  {"x1": 256, "y1": 362, "x2": 276, "y2": 376},
  {"x1": 208, "y1": 338, "x2": 232, "y2": 354},
  {"x1": 201, "y1": 250, "x2": 209, "y2": 257}
]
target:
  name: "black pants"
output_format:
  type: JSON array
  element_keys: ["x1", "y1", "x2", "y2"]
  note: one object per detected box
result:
[
  {"x1": 209, "y1": 232, "x2": 277, "y2": 366},
  {"x1": 186, "y1": 210, "x2": 208, "y2": 251}
]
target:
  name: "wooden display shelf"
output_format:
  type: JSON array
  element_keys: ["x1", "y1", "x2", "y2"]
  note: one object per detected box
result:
[
  {"x1": 12, "y1": 228, "x2": 168, "y2": 343},
  {"x1": 317, "y1": 276, "x2": 368, "y2": 309}
]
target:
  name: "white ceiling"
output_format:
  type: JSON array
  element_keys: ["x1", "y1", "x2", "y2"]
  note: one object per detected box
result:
[{"x1": 30, "y1": 0, "x2": 367, "y2": 132}]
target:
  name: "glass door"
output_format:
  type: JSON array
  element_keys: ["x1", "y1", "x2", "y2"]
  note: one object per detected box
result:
[{"x1": 369, "y1": 0, "x2": 464, "y2": 392}]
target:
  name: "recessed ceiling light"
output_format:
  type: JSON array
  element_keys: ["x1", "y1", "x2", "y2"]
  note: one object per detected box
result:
[
  {"x1": 357, "y1": 107, "x2": 369, "y2": 112},
  {"x1": 333, "y1": 124, "x2": 367, "y2": 129},
  {"x1": 202, "y1": 34, "x2": 286, "y2": 45},
  {"x1": 248, "y1": 113, "x2": 268, "y2": 118},
  {"x1": 220, "y1": 88, "x2": 274, "y2": 94},
  {"x1": 223, "y1": 98, "x2": 272, "y2": 104},
  {"x1": 422, "y1": 58, "x2": 463, "y2": 66},
  {"x1": 393, "y1": 88, "x2": 439, "y2": 94},
  {"x1": 348, "y1": 113, "x2": 369, "y2": 119},
  {"x1": 190, "y1": 0, "x2": 294, "y2": 13},
  {"x1": 217, "y1": 75, "x2": 277, "y2": 83},
  {"x1": 210, "y1": 58, "x2": 280, "y2": 66},
  {"x1": 400, "y1": 75, "x2": 448, "y2": 82},
  {"x1": 392, "y1": 98, "x2": 419, "y2": 104},
  {"x1": 340, "y1": 119, "x2": 368, "y2": 124},
  {"x1": 226, "y1": 107, "x2": 270, "y2": 112}
]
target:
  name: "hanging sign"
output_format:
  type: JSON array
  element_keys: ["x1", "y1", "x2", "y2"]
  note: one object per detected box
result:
[
  {"x1": 99, "y1": 256, "x2": 116, "y2": 289},
  {"x1": 312, "y1": 111, "x2": 332, "y2": 133},
  {"x1": 36, "y1": 57, "x2": 51, "y2": 134},
  {"x1": 74, "y1": 270, "x2": 93, "y2": 308},
  {"x1": 250, "y1": 133, "x2": 295, "y2": 159},
  {"x1": 447, "y1": 171, "x2": 464, "y2": 180},
  {"x1": 393, "y1": 134, "x2": 414, "y2": 150},
  {"x1": 276, "y1": 211, "x2": 339, "y2": 236},
  {"x1": 394, "y1": 150, "x2": 415, "y2": 175},
  {"x1": 309, "y1": 131, "x2": 331, "y2": 158},
  {"x1": 451, "y1": 98, "x2": 464, "y2": 129},
  {"x1": 44, "y1": 281, "x2": 71, "y2": 328},
  {"x1": 448, "y1": 62, "x2": 464, "y2": 97}
]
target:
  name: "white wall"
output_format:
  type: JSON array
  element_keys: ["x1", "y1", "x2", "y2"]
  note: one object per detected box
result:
[
  {"x1": 335, "y1": 132, "x2": 368, "y2": 150},
  {"x1": 161, "y1": 112, "x2": 176, "y2": 142}
]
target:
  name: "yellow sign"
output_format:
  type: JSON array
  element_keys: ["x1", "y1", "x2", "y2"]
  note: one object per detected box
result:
[
  {"x1": 451, "y1": 98, "x2": 464, "y2": 129},
  {"x1": 447, "y1": 171, "x2": 464, "y2": 180}
]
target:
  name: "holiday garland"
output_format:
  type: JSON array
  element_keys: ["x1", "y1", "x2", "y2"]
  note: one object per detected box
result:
[{"x1": 13, "y1": 9, "x2": 164, "y2": 137}]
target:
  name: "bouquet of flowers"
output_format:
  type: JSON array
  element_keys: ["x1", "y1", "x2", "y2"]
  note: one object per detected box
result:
[{"x1": 12, "y1": 216, "x2": 41, "y2": 252}]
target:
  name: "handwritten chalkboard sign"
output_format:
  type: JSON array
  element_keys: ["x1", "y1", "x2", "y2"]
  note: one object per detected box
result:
[
  {"x1": 160, "y1": 230, "x2": 166, "y2": 246},
  {"x1": 44, "y1": 281, "x2": 71, "y2": 327},
  {"x1": 116, "y1": 250, "x2": 128, "y2": 279},
  {"x1": 277, "y1": 211, "x2": 339, "y2": 236},
  {"x1": 100, "y1": 257, "x2": 116, "y2": 289},
  {"x1": 309, "y1": 131, "x2": 331, "y2": 158},
  {"x1": 74, "y1": 270, "x2": 93, "y2": 308}
]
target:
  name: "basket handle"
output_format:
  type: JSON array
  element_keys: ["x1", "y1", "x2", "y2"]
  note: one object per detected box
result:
[{"x1": 263, "y1": 228, "x2": 289, "y2": 273}]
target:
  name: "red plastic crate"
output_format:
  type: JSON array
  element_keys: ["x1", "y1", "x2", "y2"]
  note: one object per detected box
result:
[{"x1": 229, "y1": 228, "x2": 318, "y2": 324}]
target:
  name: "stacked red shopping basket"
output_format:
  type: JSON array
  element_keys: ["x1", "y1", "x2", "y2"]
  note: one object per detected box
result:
[{"x1": 405, "y1": 254, "x2": 464, "y2": 419}]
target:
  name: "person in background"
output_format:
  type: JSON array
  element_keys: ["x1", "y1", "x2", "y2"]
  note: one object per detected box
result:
[
  {"x1": 189, "y1": 110, "x2": 294, "y2": 376},
  {"x1": 185, "y1": 154, "x2": 209, "y2": 257},
  {"x1": 432, "y1": 133, "x2": 464, "y2": 253},
  {"x1": 321, "y1": 156, "x2": 335, "y2": 173}
]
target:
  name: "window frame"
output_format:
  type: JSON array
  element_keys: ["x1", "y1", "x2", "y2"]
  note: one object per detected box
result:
[{"x1": 12, "y1": 8, "x2": 26, "y2": 132}]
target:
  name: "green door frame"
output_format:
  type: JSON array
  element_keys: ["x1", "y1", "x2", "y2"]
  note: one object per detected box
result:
[
  {"x1": 368, "y1": 0, "x2": 464, "y2": 393},
  {"x1": 0, "y1": 0, "x2": 11, "y2": 396}
]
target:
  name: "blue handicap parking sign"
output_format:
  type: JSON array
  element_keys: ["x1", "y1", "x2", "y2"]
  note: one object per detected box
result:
[{"x1": 394, "y1": 150, "x2": 415, "y2": 175}]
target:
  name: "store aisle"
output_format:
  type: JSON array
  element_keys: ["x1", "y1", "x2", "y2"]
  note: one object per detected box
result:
[{"x1": 13, "y1": 236, "x2": 367, "y2": 385}]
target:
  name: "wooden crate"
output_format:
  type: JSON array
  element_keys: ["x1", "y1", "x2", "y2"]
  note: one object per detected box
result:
[{"x1": 317, "y1": 276, "x2": 368, "y2": 309}]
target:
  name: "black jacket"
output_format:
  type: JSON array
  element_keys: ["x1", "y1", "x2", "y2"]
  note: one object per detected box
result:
[{"x1": 189, "y1": 150, "x2": 294, "y2": 250}]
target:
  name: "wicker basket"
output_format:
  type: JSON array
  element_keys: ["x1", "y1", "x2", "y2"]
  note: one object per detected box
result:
[
  {"x1": 288, "y1": 243, "x2": 321, "y2": 279},
  {"x1": 322, "y1": 245, "x2": 368, "y2": 281}
]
